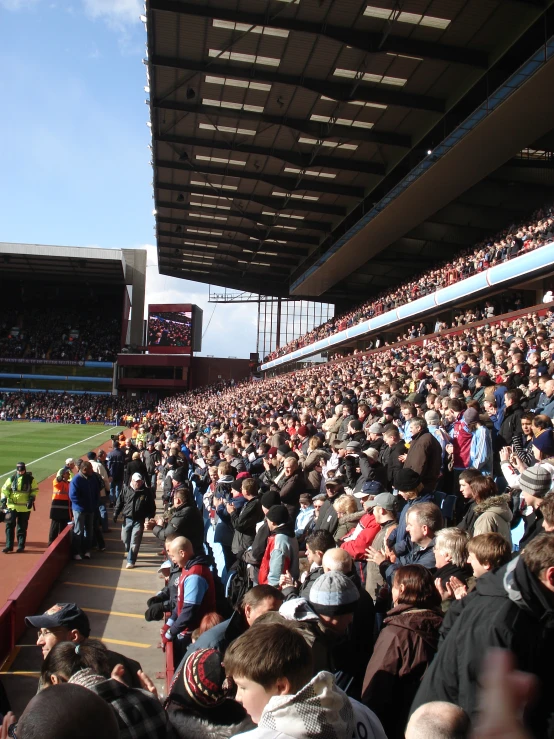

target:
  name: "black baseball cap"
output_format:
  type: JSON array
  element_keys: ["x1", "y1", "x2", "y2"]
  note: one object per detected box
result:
[{"x1": 25, "y1": 603, "x2": 91, "y2": 636}]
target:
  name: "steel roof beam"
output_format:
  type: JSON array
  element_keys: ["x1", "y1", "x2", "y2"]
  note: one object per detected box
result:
[
  {"x1": 150, "y1": 55, "x2": 445, "y2": 113},
  {"x1": 157, "y1": 217, "x2": 321, "y2": 245},
  {"x1": 159, "y1": 241, "x2": 300, "y2": 266},
  {"x1": 149, "y1": 0, "x2": 488, "y2": 69},
  {"x1": 157, "y1": 228, "x2": 309, "y2": 256},
  {"x1": 155, "y1": 158, "x2": 365, "y2": 197},
  {"x1": 158, "y1": 265, "x2": 289, "y2": 295},
  {"x1": 160, "y1": 251, "x2": 290, "y2": 275},
  {"x1": 156, "y1": 180, "x2": 346, "y2": 215},
  {"x1": 154, "y1": 99, "x2": 411, "y2": 149},
  {"x1": 156, "y1": 198, "x2": 332, "y2": 232},
  {"x1": 157, "y1": 132, "x2": 385, "y2": 175}
]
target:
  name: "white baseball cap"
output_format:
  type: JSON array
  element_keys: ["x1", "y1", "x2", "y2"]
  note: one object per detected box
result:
[{"x1": 131, "y1": 472, "x2": 144, "y2": 482}]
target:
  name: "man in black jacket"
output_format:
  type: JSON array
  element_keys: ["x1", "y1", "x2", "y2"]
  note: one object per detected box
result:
[
  {"x1": 114, "y1": 472, "x2": 155, "y2": 568},
  {"x1": 316, "y1": 477, "x2": 345, "y2": 537},
  {"x1": 411, "y1": 533, "x2": 554, "y2": 737},
  {"x1": 242, "y1": 490, "x2": 280, "y2": 584},
  {"x1": 143, "y1": 440, "x2": 161, "y2": 489},
  {"x1": 106, "y1": 441, "x2": 125, "y2": 508},
  {"x1": 499, "y1": 389, "x2": 524, "y2": 446},
  {"x1": 379, "y1": 426, "x2": 407, "y2": 491},
  {"x1": 270, "y1": 456, "x2": 306, "y2": 519},
  {"x1": 229, "y1": 478, "x2": 264, "y2": 558},
  {"x1": 146, "y1": 482, "x2": 204, "y2": 555}
]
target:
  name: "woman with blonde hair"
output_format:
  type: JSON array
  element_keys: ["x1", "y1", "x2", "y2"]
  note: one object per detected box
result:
[{"x1": 333, "y1": 494, "x2": 363, "y2": 541}]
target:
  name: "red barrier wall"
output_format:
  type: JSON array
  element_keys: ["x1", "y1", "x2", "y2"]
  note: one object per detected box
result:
[{"x1": 0, "y1": 526, "x2": 71, "y2": 665}]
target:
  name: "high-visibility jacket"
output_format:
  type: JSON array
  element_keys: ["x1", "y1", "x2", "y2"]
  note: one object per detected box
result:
[
  {"x1": 50, "y1": 479, "x2": 72, "y2": 521},
  {"x1": 1, "y1": 472, "x2": 39, "y2": 512}
]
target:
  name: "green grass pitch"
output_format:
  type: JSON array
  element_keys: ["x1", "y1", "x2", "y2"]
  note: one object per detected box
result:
[{"x1": 0, "y1": 422, "x2": 125, "y2": 486}]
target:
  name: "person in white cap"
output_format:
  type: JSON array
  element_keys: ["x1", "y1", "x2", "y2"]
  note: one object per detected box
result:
[{"x1": 114, "y1": 472, "x2": 155, "y2": 568}]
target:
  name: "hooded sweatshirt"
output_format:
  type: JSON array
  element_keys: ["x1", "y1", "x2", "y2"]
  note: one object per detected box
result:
[
  {"x1": 233, "y1": 671, "x2": 386, "y2": 739},
  {"x1": 472, "y1": 494, "x2": 512, "y2": 542}
]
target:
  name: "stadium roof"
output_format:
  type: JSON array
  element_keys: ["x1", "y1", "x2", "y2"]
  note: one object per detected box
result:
[
  {"x1": 0, "y1": 244, "x2": 147, "y2": 344},
  {"x1": 146, "y1": 0, "x2": 554, "y2": 305},
  {"x1": 0, "y1": 243, "x2": 126, "y2": 283}
]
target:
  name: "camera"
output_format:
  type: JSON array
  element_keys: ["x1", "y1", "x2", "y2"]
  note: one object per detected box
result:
[{"x1": 110, "y1": 434, "x2": 118, "y2": 441}]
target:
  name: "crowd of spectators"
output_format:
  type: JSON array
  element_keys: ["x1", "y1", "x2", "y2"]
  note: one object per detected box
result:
[
  {"x1": 263, "y1": 202, "x2": 554, "y2": 362},
  {"x1": 5, "y1": 297, "x2": 554, "y2": 738},
  {"x1": 148, "y1": 313, "x2": 192, "y2": 348},
  {"x1": 0, "y1": 307, "x2": 121, "y2": 362},
  {"x1": 0, "y1": 392, "x2": 150, "y2": 423}
]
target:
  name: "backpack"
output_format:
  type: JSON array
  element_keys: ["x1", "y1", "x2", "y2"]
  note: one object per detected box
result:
[{"x1": 226, "y1": 558, "x2": 250, "y2": 611}]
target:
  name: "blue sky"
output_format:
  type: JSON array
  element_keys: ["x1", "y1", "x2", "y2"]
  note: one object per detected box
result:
[{"x1": 0, "y1": 0, "x2": 258, "y2": 356}]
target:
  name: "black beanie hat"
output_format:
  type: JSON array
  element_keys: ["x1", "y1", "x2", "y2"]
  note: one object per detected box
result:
[
  {"x1": 261, "y1": 490, "x2": 281, "y2": 509},
  {"x1": 266, "y1": 505, "x2": 290, "y2": 525}
]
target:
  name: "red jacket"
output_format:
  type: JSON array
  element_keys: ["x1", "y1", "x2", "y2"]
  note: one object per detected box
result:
[
  {"x1": 340, "y1": 512, "x2": 380, "y2": 561},
  {"x1": 451, "y1": 417, "x2": 473, "y2": 469}
]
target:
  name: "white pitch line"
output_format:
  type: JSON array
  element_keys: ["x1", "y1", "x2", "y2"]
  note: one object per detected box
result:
[{"x1": 0, "y1": 427, "x2": 116, "y2": 479}]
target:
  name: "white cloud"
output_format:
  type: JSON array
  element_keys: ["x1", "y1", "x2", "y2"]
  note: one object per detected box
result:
[
  {"x1": 142, "y1": 244, "x2": 258, "y2": 358},
  {"x1": 81, "y1": 0, "x2": 141, "y2": 27}
]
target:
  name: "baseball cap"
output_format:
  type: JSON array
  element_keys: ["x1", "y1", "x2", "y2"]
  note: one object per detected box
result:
[
  {"x1": 425, "y1": 411, "x2": 441, "y2": 426},
  {"x1": 167, "y1": 455, "x2": 177, "y2": 465},
  {"x1": 463, "y1": 408, "x2": 480, "y2": 425},
  {"x1": 25, "y1": 603, "x2": 91, "y2": 636},
  {"x1": 16, "y1": 462, "x2": 26, "y2": 469},
  {"x1": 131, "y1": 472, "x2": 144, "y2": 482},
  {"x1": 354, "y1": 480, "x2": 385, "y2": 498},
  {"x1": 346, "y1": 440, "x2": 361, "y2": 451},
  {"x1": 367, "y1": 492, "x2": 397, "y2": 511},
  {"x1": 157, "y1": 559, "x2": 172, "y2": 573},
  {"x1": 266, "y1": 446, "x2": 278, "y2": 460},
  {"x1": 65, "y1": 458, "x2": 76, "y2": 466},
  {"x1": 532, "y1": 429, "x2": 554, "y2": 457},
  {"x1": 368, "y1": 423, "x2": 384, "y2": 434},
  {"x1": 325, "y1": 475, "x2": 345, "y2": 488}
]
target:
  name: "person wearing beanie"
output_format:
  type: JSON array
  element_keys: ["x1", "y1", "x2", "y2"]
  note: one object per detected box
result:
[
  {"x1": 518, "y1": 464, "x2": 553, "y2": 548},
  {"x1": 259, "y1": 506, "x2": 299, "y2": 587},
  {"x1": 166, "y1": 647, "x2": 254, "y2": 739}
]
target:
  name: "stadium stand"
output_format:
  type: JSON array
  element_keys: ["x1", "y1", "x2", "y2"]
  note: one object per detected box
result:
[
  {"x1": 7, "y1": 1, "x2": 554, "y2": 737},
  {"x1": 263, "y1": 202, "x2": 554, "y2": 363}
]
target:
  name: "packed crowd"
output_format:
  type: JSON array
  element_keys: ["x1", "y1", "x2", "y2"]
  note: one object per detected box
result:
[
  {"x1": 148, "y1": 314, "x2": 192, "y2": 348},
  {"x1": 0, "y1": 307, "x2": 121, "y2": 362},
  {"x1": 4, "y1": 298, "x2": 554, "y2": 737},
  {"x1": 0, "y1": 392, "x2": 150, "y2": 423},
  {"x1": 263, "y1": 201, "x2": 554, "y2": 361}
]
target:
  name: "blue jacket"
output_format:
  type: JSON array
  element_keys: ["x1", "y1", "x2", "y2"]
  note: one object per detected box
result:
[
  {"x1": 69, "y1": 472, "x2": 101, "y2": 514},
  {"x1": 106, "y1": 448, "x2": 125, "y2": 482},
  {"x1": 387, "y1": 491, "x2": 436, "y2": 558},
  {"x1": 386, "y1": 539, "x2": 436, "y2": 584}
]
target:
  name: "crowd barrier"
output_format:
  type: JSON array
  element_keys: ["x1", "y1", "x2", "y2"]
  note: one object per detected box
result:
[
  {"x1": 0, "y1": 527, "x2": 72, "y2": 667},
  {"x1": 261, "y1": 243, "x2": 554, "y2": 370}
]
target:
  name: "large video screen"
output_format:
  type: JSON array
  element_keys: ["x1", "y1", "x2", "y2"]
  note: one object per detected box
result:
[{"x1": 147, "y1": 304, "x2": 193, "y2": 354}]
